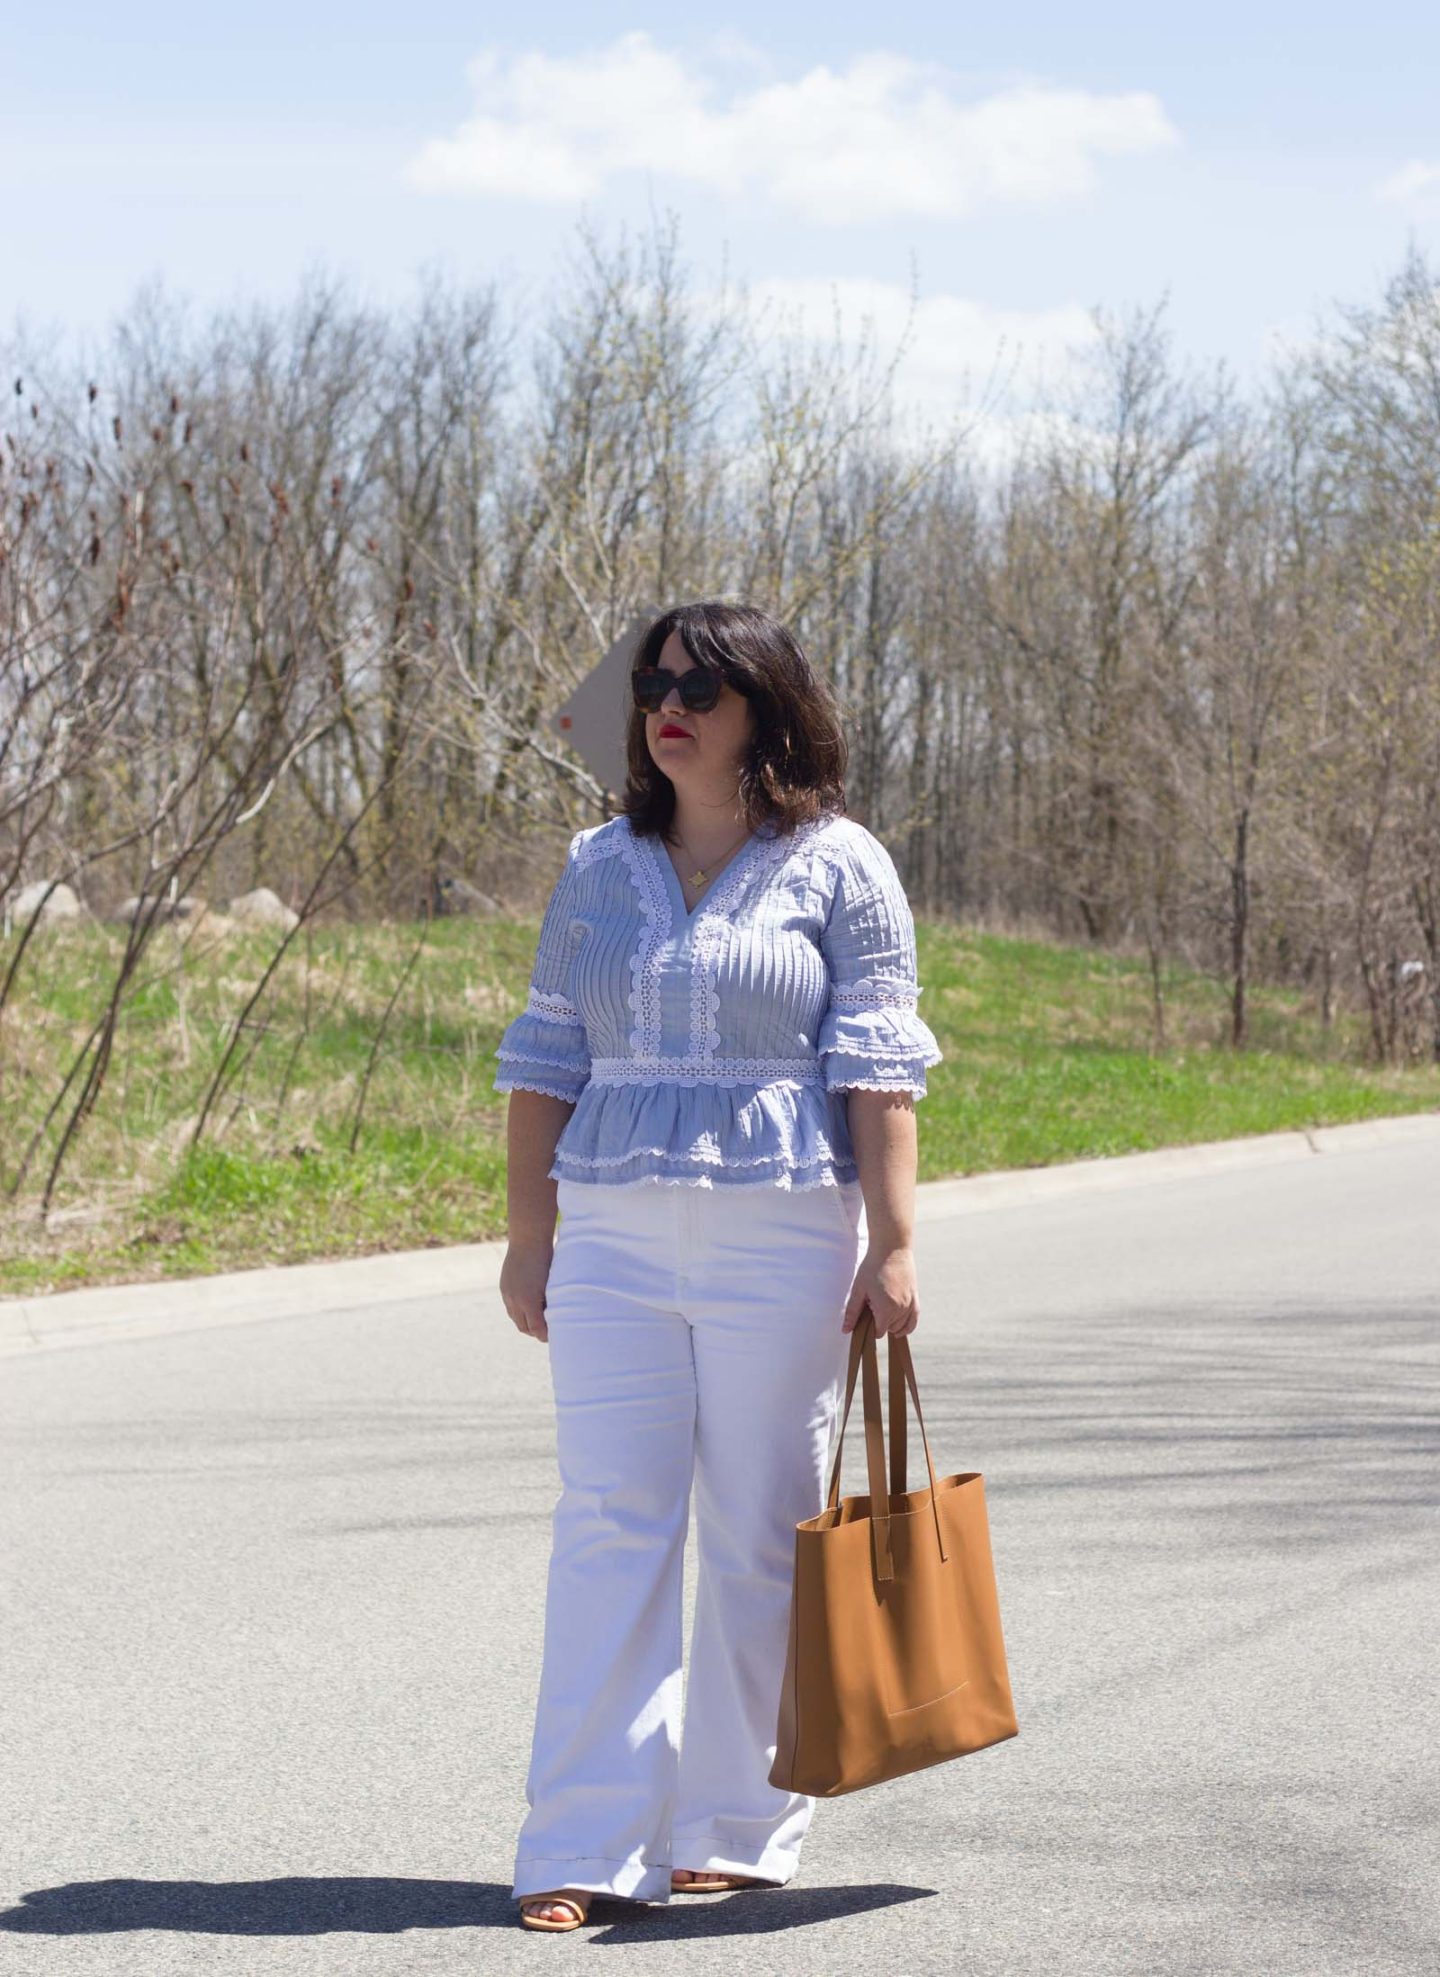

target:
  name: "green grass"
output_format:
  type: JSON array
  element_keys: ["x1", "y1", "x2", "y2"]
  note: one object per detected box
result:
[
  {"x1": 1, "y1": 911, "x2": 1435, "y2": 1297},
  {"x1": 913, "y1": 925, "x2": 1436, "y2": 1178}
]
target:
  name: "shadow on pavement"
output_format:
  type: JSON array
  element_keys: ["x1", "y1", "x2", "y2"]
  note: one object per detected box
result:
[
  {"x1": 0, "y1": 1876, "x2": 932, "y2": 1939},
  {"x1": 590, "y1": 1882, "x2": 935, "y2": 1940}
]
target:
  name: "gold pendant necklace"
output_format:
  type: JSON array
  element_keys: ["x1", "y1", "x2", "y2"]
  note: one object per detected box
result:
[{"x1": 677, "y1": 824, "x2": 750, "y2": 889}]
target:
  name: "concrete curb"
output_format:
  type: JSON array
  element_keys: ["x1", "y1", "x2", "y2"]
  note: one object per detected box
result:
[
  {"x1": 913, "y1": 1108, "x2": 1440, "y2": 1220},
  {"x1": 3, "y1": 1109, "x2": 1436, "y2": 1358}
]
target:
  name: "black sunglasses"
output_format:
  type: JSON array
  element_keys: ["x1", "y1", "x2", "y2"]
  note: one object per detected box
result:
[{"x1": 631, "y1": 664, "x2": 730, "y2": 714}]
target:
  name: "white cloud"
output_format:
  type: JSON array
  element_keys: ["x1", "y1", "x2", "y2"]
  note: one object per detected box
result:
[
  {"x1": 1376, "y1": 159, "x2": 1440, "y2": 204},
  {"x1": 708, "y1": 275, "x2": 1101, "y2": 455},
  {"x1": 405, "y1": 34, "x2": 1179, "y2": 223},
  {"x1": 743, "y1": 275, "x2": 1095, "y2": 391}
]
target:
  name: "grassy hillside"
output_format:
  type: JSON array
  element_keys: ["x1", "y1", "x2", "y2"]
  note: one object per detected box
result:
[{"x1": 1, "y1": 914, "x2": 1435, "y2": 1297}]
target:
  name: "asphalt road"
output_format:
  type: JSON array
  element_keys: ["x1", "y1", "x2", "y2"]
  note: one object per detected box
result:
[{"x1": 2, "y1": 1124, "x2": 1437, "y2": 1975}]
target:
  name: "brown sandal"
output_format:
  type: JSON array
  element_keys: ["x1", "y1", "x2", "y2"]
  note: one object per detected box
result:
[
  {"x1": 670, "y1": 1869, "x2": 773, "y2": 1893},
  {"x1": 518, "y1": 1888, "x2": 591, "y2": 1931}
]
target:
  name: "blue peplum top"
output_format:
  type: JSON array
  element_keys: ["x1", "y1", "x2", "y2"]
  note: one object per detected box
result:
[{"x1": 493, "y1": 810, "x2": 943, "y2": 1192}]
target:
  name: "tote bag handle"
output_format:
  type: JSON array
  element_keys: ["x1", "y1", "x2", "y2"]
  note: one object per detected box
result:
[{"x1": 825, "y1": 1307, "x2": 949, "y2": 1583}]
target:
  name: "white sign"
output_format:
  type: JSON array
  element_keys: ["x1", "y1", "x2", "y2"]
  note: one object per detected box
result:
[{"x1": 550, "y1": 612, "x2": 657, "y2": 798}]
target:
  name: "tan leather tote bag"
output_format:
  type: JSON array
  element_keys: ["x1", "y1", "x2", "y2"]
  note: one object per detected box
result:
[{"x1": 770, "y1": 1309, "x2": 1019, "y2": 1796}]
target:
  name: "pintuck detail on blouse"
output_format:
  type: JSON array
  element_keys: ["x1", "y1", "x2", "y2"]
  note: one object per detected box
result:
[{"x1": 493, "y1": 810, "x2": 943, "y2": 1190}]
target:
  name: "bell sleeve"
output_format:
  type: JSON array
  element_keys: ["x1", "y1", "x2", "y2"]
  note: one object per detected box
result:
[
  {"x1": 493, "y1": 830, "x2": 592, "y2": 1104},
  {"x1": 816, "y1": 831, "x2": 943, "y2": 1099}
]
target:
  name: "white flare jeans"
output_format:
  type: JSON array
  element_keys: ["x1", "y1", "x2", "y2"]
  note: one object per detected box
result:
[{"x1": 511, "y1": 1172, "x2": 868, "y2": 1903}]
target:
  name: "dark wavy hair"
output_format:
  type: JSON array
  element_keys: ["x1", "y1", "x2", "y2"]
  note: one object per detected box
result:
[{"x1": 621, "y1": 600, "x2": 847, "y2": 838}]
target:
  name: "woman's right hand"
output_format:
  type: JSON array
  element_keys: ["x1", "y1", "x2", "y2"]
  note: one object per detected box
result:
[
  {"x1": 501, "y1": 1237, "x2": 555, "y2": 1343},
  {"x1": 500, "y1": 1090, "x2": 573, "y2": 1343}
]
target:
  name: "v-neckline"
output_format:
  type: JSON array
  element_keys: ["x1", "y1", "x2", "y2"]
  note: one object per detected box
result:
[{"x1": 642, "y1": 820, "x2": 766, "y2": 926}]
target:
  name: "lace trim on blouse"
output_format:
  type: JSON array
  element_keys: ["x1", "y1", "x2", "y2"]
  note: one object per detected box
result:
[
  {"x1": 497, "y1": 1043, "x2": 588, "y2": 1073},
  {"x1": 829, "y1": 977, "x2": 922, "y2": 1009},
  {"x1": 494, "y1": 1074, "x2": 583, "y2": 1102},
  {"x1": 614, "y1": 826, "x2": 669, "y2": 1057},
  {"x1": 554, "y1": 1163, "x2": 857, "y2": 1193},
  {"x1": 525, "y1": 986, "x2": 579, "y2": 1024},
  {"x1": 589, "y1": 1055, "x2": 821, "y2": 1086},
  {"x1": 555, "y1": 1138, "x2": 840, "y2": 1170}
]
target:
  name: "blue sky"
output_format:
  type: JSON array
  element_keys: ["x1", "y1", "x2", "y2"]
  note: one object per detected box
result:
[{"x1": 6, "y1": 4, "x2": 1439, "y2": 428}]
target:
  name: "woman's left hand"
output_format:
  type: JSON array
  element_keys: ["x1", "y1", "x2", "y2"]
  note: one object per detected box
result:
[{"x1": 842, "y1": 1241, "x2": 920, "y2": 1337}]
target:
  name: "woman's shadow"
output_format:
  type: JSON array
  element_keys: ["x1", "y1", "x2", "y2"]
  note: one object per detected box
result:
[{"x1": 0, "y1": 1876, "x2": 931, "y2": 1941}]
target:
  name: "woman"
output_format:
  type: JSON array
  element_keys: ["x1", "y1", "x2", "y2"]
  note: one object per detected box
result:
[{"x1": 496, "y1": 600, "x2": 942, "y2": 1933}]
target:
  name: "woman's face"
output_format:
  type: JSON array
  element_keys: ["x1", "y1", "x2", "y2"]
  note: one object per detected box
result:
[{"x1": 644, "y1": 631, "x2": 756, "y2": 788}]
